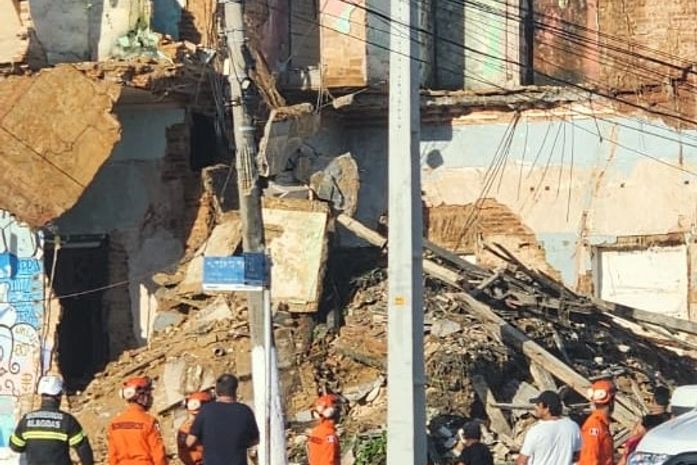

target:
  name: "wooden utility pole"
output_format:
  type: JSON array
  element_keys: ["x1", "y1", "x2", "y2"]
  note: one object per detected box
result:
[
  {"x1": 386, "y1": 0, "x2": 427, "y2": 464},
  {"x1": 221, "y1": 1, "x2": 286, "y2": 464}
]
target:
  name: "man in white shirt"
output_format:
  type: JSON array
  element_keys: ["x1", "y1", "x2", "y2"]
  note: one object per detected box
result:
[{"x1": 516, "y1": 391, "x2": 581, "y2": 465}]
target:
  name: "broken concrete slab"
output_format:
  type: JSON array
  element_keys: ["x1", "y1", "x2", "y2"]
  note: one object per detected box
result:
[
  {"x1": 192, "y1": 295, "x2": 233, "y2": 324},
  {"x1": 262, "y1": 198, "x2": 329, "y2": 313},
  {"x1": 153, "y1": 358, "x2": 187, "y2": 412},
  {"x1": 309, "y1": 154, "x2": 359, "y2": 216},
  {"x1": 152, "y1": 311, "x2": 186, "y2": 333},
  {"x1": 0, "y1": 65, "x2": 121, "y2": 226}
]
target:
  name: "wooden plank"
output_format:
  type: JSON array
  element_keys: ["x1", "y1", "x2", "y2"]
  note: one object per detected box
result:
[
  {"x1": 423, "y1": 238, "x2": 489, "y2": 277},
  {"x1": 593, "y1": 298, "x2": 697, "y2": 337},
  {"x1": 451, "y1": 292, "x2": 638, "y2": 429},
  {"x1": 337, "y1": 214, "x2": 387, "y2": 248},
  {"x1": 471, "y1": 375, "x2": 514, "y2": 440}
]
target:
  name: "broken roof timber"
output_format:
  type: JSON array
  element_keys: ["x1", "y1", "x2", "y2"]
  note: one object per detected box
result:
[{"x1": 329, "y1": 86, "x2": 587, "y2": 122}]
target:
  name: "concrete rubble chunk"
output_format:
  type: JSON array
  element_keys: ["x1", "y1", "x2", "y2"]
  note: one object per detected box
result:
[
  {"x1": 309, "y1": 154, "x2": 360, "y2": 216},
  {"x1": 0, "y1": 65, "x2": 121, "y2": 226},
  {"x1": 262, "y1": 198, "x2": 330, "y2": 313},
  {"x1": 152, "y1": 311, "x2": 186, "y2": 333},
  {"x1": 153, "y1": 358, "x2": 187, "y2": 412},
  {"x1": 431, "y1": 319, "x2": 461, "y2": 338}
]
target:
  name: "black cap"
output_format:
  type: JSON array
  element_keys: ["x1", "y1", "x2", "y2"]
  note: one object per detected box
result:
[
  {"x1": 461, "y1": 422, "x2": 481, "y2": 440},
  {"x1": 530, "y1": 390, "x2": 562, "y2": 412}
]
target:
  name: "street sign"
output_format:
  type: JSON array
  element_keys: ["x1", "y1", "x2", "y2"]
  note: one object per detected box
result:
[{"x1": 202, "y1": 254, "x2": 268, "y2": 292}]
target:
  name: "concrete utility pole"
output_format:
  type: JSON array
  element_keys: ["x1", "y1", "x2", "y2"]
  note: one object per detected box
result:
[
  {"x1": 221, "y1": 2, "x2": 286, "y2": 464},
  {"x1": 387, "y1": 0, "x2": 427, "y2": 464}
]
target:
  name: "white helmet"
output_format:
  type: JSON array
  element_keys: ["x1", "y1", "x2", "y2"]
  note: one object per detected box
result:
[{"x1": 37, "y1": 375, "x2": 64, "y2": 396}]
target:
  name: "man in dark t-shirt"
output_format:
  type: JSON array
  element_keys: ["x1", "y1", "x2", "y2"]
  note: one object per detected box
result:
[
  {"x1": 456, "y1": 422, "x2": 493, "y2": 465},
  {"x1": 186, "y1": 374, "x2": 259, "y2": 465}
]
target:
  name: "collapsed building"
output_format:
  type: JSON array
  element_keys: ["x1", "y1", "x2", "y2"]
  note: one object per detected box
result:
[{"x1": 2, "y1": 0, "x2": 697, "y2": 464}]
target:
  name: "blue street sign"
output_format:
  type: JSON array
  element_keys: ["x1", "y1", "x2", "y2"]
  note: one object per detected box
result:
[{"x1": 202, "y1": 254, "x2": 268, "y2": 292}]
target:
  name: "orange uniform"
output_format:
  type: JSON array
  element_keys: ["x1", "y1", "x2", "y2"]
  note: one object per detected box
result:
[
  {"x1": 107, "y1": 404, "x2": 168, "y2": 465},
  {"x1": 176, "y1": 418, "x2": 203, "y2": 465},
  {"x1": 307, "y1": 419, "x2": 340, "y2": 465},
  {"x1": 579, "y1": 410, "x2": 614, "y2": 465}
]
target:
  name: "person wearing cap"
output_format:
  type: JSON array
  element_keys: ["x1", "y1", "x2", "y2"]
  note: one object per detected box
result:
[
  {"x1": 9, "y1": 375, "x2": 94, "y2": 465},
  {"x1": 579, "y1": 379, "x2": 615, "y2": 465},
  {"x1": 186, "y1": 374, "x2": 259, "y2": 465},
  {"x1": 517, "y1": 390, "x2": 581, "y2": 465},
  {"x1": 307, "y1": 394, "x2": 341, "y2": 465},
  {"x1": 455, "y1": 422, "x2": 493, "y2": 465},
  {"x1": 107, "y1": 376, "x2": 168, "y2": 465},
  {"x1": 177, "y1": 391, "x2": 212, "y2": 465}
]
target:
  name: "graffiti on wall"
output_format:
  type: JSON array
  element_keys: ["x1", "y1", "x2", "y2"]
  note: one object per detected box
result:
[{"x1": 0, "y1": 211, "x2": 44, "y2": 447}]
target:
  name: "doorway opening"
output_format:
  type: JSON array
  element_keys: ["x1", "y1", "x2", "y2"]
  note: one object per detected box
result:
[{"x1": 45, "y1": 235, "x2": 109, "y2": 392}]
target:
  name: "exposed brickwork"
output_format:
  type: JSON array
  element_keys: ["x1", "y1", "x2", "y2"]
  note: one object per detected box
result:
[
  {"x1": 533, "y1": 0, "x2": 697, "y2": 93},
  {"x1": 320, "y1": 0, "x2": 368, "y2": 87},
  {"x1": 425, "y1": 200, "x2": 561, "y2": 279}
]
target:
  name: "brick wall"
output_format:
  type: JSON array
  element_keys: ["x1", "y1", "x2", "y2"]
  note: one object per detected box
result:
[
  {"x1": 320, "y1": 0, "x2": 368, "y2": 87},
  {"x1": 533, "y1": 0, "x2": 697, "y2": 91}
]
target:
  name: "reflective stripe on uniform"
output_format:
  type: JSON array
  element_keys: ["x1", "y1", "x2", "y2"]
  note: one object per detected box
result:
[
  {"x1": 10, "y1": 434, "x2": 26, "y2": 447},
  {"x1": 68, "y1": 431, "x2": 85, "y2": 446},
  {"x1": 22, "y1": 431, "x2": 69, "y2": 441}
]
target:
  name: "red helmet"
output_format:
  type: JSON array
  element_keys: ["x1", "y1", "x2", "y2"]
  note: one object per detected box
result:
[
  {"x1": 314, "y1": 394, "x2": 338, "y2": 418},
  {"x1": 121, "y1": 376, "x2": 153, "y2": 401},
  {"x1": 186, "y1": 391, "x2": 213, "y2": 412},
  {"x1": 588, "y1": 380, "x2": 615, "y2": 405}
]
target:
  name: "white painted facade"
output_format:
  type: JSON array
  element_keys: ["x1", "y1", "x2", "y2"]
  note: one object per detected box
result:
[{"x1": 595, "y1": 245, "x2": 689, "y2": 320}]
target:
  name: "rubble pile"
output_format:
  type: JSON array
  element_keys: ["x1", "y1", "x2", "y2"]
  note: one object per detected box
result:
[
  {"x1": 70, "y1": 217, "x2": 697, "y2": 465},
  {"x1": 308, "y1": 253, "x2": 697, "y2": 464}
]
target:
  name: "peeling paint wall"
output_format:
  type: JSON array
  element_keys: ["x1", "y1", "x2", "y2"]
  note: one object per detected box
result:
[
  {"x1": 315, "y1": 108, "x2": 697, "y2": 318},
  {"x1": 0, "y1": 211, "x2": 45, "y2": 462}
]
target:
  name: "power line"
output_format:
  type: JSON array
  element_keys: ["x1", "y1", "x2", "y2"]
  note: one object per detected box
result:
[
  {"x1": 339, "y1": 0, "x2": 697, "y2": 128},
  {"x1": 276, "y1": 4, "x2": 697, "y2": 178}
]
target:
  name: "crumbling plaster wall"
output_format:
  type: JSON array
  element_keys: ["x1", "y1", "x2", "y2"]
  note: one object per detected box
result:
[
  {"x1": 55, "y1": 103, "x2": 194, "y2": 351},
  {"x1": 326, "y1": 109, "x2": 697, "y2": 317},
  {"x1": 28, "y1": 0, "x2": 146, "y2": 63}
]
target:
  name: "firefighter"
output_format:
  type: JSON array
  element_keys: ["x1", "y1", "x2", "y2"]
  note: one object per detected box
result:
[
  {"x1": 176, "y1": 391, "x2": 212, "y2": 465},
  {"x1": 9, "y1": 374, "x2": 94, "y2": 465},
  {"x1": 579, "y1": 379, "x2": 616, "y2": 465},
  {"x1": 307, "y1": 394, "x2": 341, "y2": 465},
  {"x1": 107, "y1": 376, "x2": 168, "y2": 465}
]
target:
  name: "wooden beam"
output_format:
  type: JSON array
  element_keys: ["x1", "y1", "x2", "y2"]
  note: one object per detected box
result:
[
  {"x1": 451, "y1": 292, "x2": 638, "y2": 429},
  {"x1": 593, "y1": 298, "x2": 697, "y2": 337},
  {"x1": 337, "y1": 214, "x2": 387, "y2": 248}
]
